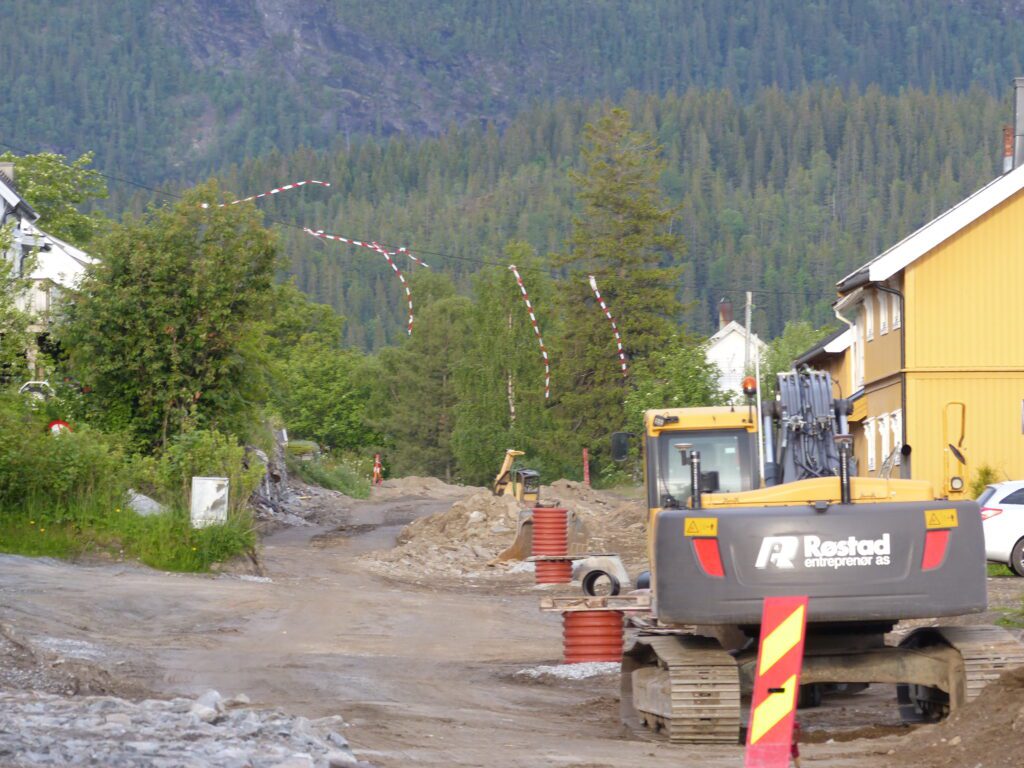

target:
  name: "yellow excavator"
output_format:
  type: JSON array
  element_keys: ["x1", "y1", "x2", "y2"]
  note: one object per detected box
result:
[
  {"x1": 491, "y1": 449, "x2": 540, "y2": 504},
  {"x1": 614, "y1": 369, "x2": 1024, "y2": 743}
]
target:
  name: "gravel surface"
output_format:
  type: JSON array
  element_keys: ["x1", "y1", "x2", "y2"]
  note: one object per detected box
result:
[{"x1": 0, "y1": 689, "x2": 371, "y2": 768}]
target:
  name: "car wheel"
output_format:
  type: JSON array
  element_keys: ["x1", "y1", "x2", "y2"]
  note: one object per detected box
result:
[{"x1": 1010, "y1": 538, "x2": 1024, "y2": 577}]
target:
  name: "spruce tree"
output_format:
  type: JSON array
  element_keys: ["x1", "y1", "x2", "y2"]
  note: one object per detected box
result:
[{"x1": 555, "y1": 108, "x2": 685, "y2": 461}]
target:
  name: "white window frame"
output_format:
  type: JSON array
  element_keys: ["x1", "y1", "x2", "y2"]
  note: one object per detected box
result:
[
  {"x1": 852, "y1": 318, "x2": 865, "y2": 390},
  {"x1": 879, "y1": 412, "x2": 890, "y2": 464},
  {"x1": 891, "y1": 410, "x2": 903, "y2": 465},
  {"x1": 864, "y1": 417, "x2": 876, "y2": 471},
  {"x1": 864, "y1": 295, "x2": 874, "y2": 341},
  {"x1": 890, "y1": 280, "x2": 901, "y2": 329},
  {"x1": 878, "y1": 290, "x2": 888, "y2": 335}
]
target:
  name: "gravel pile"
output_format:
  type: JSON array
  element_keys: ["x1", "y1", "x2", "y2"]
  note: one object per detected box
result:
[{"x1": 0, "y1": 689, "x2": 372, "y2": 768}]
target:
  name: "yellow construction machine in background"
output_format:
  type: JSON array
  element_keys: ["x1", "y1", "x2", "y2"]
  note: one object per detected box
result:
[{"x1": 491, "y1": 449, "x2": 540, "y2": 504}]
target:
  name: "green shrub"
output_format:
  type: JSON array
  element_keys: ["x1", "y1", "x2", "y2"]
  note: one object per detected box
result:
[
  {"x1": 0, "y1": 393, "x2": 126, "y2": 515},
  {"x1": 284, "y1": 440, "x2": 320, "y2": 459},
  {"x1": 970, "y1": 464, "x2": 1001, "y2": 499},
  {"x1": 0, "y1": 408, "x2": 257, "y2": 573}
]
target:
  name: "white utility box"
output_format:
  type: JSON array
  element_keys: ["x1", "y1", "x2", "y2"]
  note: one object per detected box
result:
[{"x1": 190, "y1": 476, "x2": 229, "y2": 529}]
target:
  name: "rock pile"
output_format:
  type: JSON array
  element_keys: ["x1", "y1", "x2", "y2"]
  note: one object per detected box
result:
[{"x1": 0, "y1": 689, "x2": 372, "y2": 768}]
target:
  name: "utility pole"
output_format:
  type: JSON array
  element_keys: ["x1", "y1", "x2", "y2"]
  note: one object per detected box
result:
[{"x1": 743, "y1": 290, "x2": 753, "y2": 376}]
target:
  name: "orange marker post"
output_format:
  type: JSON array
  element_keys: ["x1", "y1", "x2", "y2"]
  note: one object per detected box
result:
[{"x1": 745, "y1": 595, "x2": 809, "y2": 768}]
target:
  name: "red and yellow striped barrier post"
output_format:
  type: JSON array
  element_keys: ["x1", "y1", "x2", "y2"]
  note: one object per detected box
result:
[{"x1": 745, "y1": 595, "x2": 809, "y2": 768}]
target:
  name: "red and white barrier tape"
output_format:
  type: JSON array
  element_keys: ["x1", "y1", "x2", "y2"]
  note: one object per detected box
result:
[
  {"x1": 372, "y1": 242, "x2": 414, "y2": 335},
  {"x1": 588, "y1": 275, "x2": 628, "y2": 376},
  {"x1": 201, "y1": 180, "x2": 331, "y2": 208},
  {"x1": 397, "y1": 246, "x2": 430, "y2": 268},
  {"x1": 303, "y1": 228, "x2": 415, "y2": 334},
  {"x1": 509, "y1": 264, "x2": 550, "y2": 399},
  {"x1": 301, "y1": 228, "x2": 428, "y2": 268}
]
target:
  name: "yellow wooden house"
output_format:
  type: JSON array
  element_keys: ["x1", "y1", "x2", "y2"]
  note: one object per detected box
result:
[{"x1": 802, "y1": 148, "x2": 1024, "y2": 499}]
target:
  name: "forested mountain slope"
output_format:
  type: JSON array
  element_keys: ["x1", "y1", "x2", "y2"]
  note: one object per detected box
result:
[
  {"x1": 222, "y1": 86, "x2": 1006, "y2": 345},
  {"x1": 3, "y1": 0, "x2": 1024, "y2": 183}
]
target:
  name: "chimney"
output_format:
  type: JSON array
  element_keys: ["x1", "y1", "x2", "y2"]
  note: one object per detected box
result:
[
  {"x1": 718, "y1": 297, "x2": 733, "y2": 329},
  {"x1": 1015, "y1": 77, "x2": 1024, "y2": 169},
  {"x1": 0, "y1": 161, "x2": 13, "y2": 184},
  {"x1": 1004, "y1": 125, "x2": 1014, "y2": 173}
]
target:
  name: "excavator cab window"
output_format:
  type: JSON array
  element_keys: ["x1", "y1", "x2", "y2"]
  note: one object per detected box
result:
[{"x1": 648, "y1": 429, "x2": 754, "y2": 508}]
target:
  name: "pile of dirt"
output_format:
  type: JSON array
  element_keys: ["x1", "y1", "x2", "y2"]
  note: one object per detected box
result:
[
  {"x1": 359, "y1": 480, "x2": 647, "y2": 588},
  {"x1": 371, "y1": 476, "x2": 482, "y2": 501},
  {"x1": 884, "y1": 666, "x2": 1024, "y2": 768}
]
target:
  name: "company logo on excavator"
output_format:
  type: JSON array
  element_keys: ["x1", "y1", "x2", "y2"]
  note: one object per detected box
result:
[
  {"x1": 755, "y1": 534, "x2": 892, "y2": 570},
  {"x1": 755, "y1": 537, "x2": 799, "y2": 569}
]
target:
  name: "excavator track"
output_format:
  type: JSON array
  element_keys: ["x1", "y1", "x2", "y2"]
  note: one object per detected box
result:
[
  {"x1": 898, "y1": 624, "x2": 1024, "y2": 720},
  {"x1": 936, "y1": 625, "x2": 1024, "y2": 703},
  {"x1": 621, "y1": 632, "x2": 741, "y2": 744}
]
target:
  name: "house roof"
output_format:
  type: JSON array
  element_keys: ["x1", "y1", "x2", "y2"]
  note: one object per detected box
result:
[
  {"x1": 22, "y1": 220, "x2": 94, "y2": 269},
  {"x1": 707, "y1": 320, "x2": 767, "y2": 349},
  {"x1": 0, "y1": 169, "x2": 38, "y2": 222},
  {"x1": 837, "y1": 163, "x2": 1024, "y2": 291},
  {"x1": 793, "y1": 327, "x2": 853, "y2": 367}
]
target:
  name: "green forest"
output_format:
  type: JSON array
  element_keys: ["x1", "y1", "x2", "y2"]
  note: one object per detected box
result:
[{"x1": 225, "y1": 86, "x2": 1006, "y2": 344}]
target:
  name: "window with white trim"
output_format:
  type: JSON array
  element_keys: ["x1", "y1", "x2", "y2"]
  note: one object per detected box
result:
[
  {"x1": 864, "y1": 295, "x2": 874, "y2": 341},
  {"x1": 891, "y1": 410, "x2": 903, "y2": 465},
  {"x1": 879, "y1": 412, "x2": 890, "y2": 464},
  {"x1": 878, "y1": 290, "x2": 888, "y2": 335},
  {"x1": 890, "y1": 282, "x2": 901, "y2": 329},
  {"x1": 864, "y1": 417, "x2": 876, "y2": 471},
  {"x1": 851, "y1": 318, "x2": 865, "y2": 391}
]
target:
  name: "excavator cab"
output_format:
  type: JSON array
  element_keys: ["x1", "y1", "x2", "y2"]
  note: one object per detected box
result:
[{"x1": 511, "y1": 468, "x2": 540, "y2": 504}]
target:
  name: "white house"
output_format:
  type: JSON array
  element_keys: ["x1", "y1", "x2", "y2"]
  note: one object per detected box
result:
[
  {"x1": 705, "y1": 298, "x2": 767, "y2": 400},
  {"x1": 1, "y1": 162, "x2": 95, "y2": 375},
  {"x1": 12, "y1": 218, "x2": 94, "y2": 323}
]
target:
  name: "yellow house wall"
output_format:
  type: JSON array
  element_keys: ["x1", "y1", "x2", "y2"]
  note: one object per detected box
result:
[
  {"x1": 905, "y1": 189, "x2": 1024, "y2": 370},
  {"x1": 906, "y1": 372, "x2": 1024, "y2": 492},
  {"x1": 863, "y1": 303, "x2": 901, "y2": 385}
]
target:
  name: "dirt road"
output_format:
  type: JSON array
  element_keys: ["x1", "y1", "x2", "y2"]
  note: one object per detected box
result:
[{"x1": 2, "y1": 490, "x2": 1014, "y2": 767}]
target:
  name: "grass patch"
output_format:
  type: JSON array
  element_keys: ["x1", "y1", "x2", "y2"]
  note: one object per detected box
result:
[
  {"x1": 108, "y1": 507, "x2": 255, "y2": 572},
  {"x1": 286, "y1": 454, "x2": 370, "y2": 499},
  {"x1": 0, "y1": 497, "x2": 255, "y2": 573},
  {"x1": 0, "y1": 515, "x2": 87, "y2": 559},
  {"x1": 988, "y1": 562, "x2": 1015, "y2": 577},
  {"x1": 997, "y1": 605, "x2": 1024, "y2": 629}
]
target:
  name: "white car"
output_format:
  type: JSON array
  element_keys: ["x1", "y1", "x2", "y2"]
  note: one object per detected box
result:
[{"x1": 978, "y1": 481, "x2": 1024, "y2": 576}]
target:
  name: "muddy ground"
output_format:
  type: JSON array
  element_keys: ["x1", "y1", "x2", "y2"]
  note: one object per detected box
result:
[{"x1": 2, "y1": 479, "x2": 1023, "y2": 767}]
